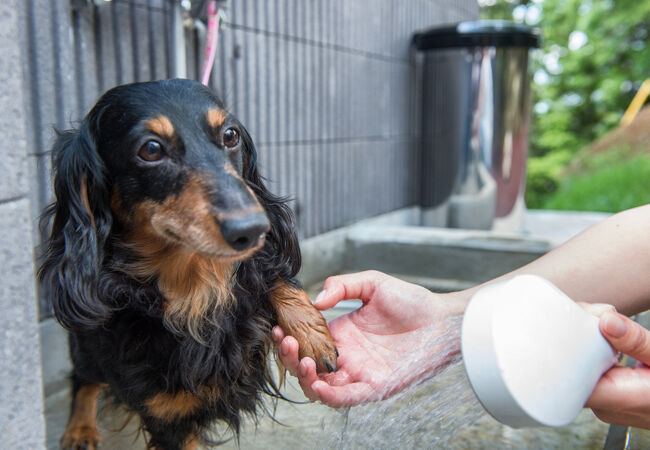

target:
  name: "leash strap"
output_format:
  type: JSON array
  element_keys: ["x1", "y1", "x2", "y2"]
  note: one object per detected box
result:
[{"x1": 201, "y1": 0, "x2": 221, "y2": 86}]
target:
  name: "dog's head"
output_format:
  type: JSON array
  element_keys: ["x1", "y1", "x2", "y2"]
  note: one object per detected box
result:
[
  {"x1": 97, "y1": 79, "x2": 270, "y2": 258},
  {"x1": 40, "y1": 79, "x2": 298, "y2": 333}
]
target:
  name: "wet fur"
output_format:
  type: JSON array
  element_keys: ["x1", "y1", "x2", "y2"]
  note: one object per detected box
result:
[{"x1": 39, "y1": 79, "x2": 307, "y2": 449}]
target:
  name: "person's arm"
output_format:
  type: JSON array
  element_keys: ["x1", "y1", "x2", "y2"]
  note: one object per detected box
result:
[
  {"x1": 275, "y1": 204, "x2": 650, "y2": 408},
  {"x1": 454, "y1": 204, "x2": 650, "y2": 315}
]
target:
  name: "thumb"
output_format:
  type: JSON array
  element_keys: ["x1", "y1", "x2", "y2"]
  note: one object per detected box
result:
[
  {"x1": 313, "y1": 271, "x2": 384, "y2": 310},
  {"x1": 600, "y1": 311, "x2": 650, "y2": 366}
]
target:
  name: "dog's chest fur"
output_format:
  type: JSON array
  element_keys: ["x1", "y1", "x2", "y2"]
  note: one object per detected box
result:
[{"x1": 73, "y1": 266, "x2": 276, "y2": 427}]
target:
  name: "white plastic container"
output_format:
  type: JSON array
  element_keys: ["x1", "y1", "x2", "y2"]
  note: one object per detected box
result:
[{"x1": 461, "y1": 274, "x2": 617, "y2": 427}]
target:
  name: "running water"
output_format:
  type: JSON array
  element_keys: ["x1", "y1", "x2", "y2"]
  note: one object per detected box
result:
[
  {"x1": 308, "y1": 312, "x2": 611, "y2": 450},
  {"x1": 324, "y1": 314, "x2": 487, "y2": 449},
  {"x1": 208, "y1": 309, "x2": 613, "y2": 449},
  {"x1": 327, "y1": 362, "x2": 485, "y2": 449}
]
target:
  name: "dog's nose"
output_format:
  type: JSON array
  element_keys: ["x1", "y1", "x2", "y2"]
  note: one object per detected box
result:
[{"x1": 221, "y1": 213, "x2": 270, "y2": 251}]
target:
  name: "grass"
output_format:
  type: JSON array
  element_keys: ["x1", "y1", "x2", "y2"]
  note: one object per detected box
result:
[{"x1": 541, "y1": 151, "x2": 650, "y2": 212}]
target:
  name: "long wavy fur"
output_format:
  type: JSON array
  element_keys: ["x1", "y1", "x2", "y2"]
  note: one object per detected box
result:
[
  {"x1": 39, "y1": 123, "x2": 114, "y2": 331},
  {"x1": 38, "y1": 79, "x2": 303, "y2": 449}
]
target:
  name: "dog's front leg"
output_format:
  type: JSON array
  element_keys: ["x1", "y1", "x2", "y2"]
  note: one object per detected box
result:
[
  {"x1": 60, "y1": 382, "x2": 105, "y2": 450},
  {"x1": 270, "y1": 282, "x2": 338, "y2": 373}
]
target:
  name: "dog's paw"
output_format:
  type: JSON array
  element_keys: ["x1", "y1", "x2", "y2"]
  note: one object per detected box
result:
[
  {"x1": 271, "y1": 283, "x2": 338, "y2": 373},
  {"x1": 281, "y1": 308, "x2": 338, "y2": 374},
  {"x1": 60, "y1": 425, "x2": 102, "y2": 450}
]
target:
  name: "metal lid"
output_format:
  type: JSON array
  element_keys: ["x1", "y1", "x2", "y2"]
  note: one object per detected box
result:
[{"x1": 413, "y1": 20, "x2": 541, "y2": 50}]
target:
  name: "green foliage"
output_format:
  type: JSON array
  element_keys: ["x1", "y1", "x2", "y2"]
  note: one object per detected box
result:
[
  {"x1": 525, "y1": 150, "x2": 572, "y2": 208},
  {"x1": 481, "y1": 0, "x2": 650, "y2": 210},
  {"x1": 542, "y1": 153, "x2": 650, "y2": 212},
  {"x1": 483, "y1": 0, "x2": 650, "y2": 158}
]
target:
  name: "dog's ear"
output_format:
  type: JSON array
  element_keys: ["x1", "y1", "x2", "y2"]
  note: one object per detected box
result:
[
  {"x1": 39, "y1": 121, "x2": 113, "y2": 331},
  {"x1": 240, "y1": 128, "x2": 301, "y2": 279}
]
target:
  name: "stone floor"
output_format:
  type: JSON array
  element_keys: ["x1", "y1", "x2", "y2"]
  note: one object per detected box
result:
[
  {"x1": 47, "y1": 354, "x2": 650, "y2": 450},
  {"x1": 45, "y1": 308, "x2": 347, "y2": 450},
  {"x1": 46, "y1": 304, "x2": 650, "y2": 449}
]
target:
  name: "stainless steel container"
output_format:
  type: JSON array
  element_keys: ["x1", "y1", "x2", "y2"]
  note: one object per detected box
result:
[{"x1": 413, "y1": 21, "x2": 539, "y2": 230}]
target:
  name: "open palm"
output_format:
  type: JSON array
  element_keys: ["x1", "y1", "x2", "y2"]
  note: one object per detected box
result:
[{"x1": 273, "y1": 271, "x2": 465, "y2": 407}]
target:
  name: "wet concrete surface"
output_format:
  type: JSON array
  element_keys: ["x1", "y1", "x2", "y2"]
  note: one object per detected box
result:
[
  {"x1": 46, "y1": 356, "x2": 650, "y2": 450},
  {"x1": 45, "y1": 304, "x2": 650, "y2": 449}
]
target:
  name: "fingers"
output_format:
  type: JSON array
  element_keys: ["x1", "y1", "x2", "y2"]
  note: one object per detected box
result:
[
  {"x1": 272, "y1": 326, "x2": 333, "y2": 402},
  {"x1": 310, "y1": 380, "x2": 377, "y2": 408},
  {"x1": 313, "y1": 270, "x2": 387, "y2": 310},
  {"x1": 272, "y1": 326, "x2": 300, "y2": 376},
  {"x1": 292, "y1": 358, "x2": 378, "y2": 407},
  {"x1": 586, "y1": 366, "x2": 628, "y2": 409},
  {"x1": 600, "y1": 310, "x2": 650, "y2": 366},
  {"x1": 578, "y1": 302, "x2": 616, "y2": 318},
  {"x1": 586, "y1": 366, "x2": 650, "y2": 408},
  {"x1": 586, "y1": 313, "x2": 650, "y2": 426},
  {"x1": 586, "y1": 365, "x2": 650, "y2": 429},
  {"x1": 296, "y1": 357, "x2": 323, "y2": 402}
]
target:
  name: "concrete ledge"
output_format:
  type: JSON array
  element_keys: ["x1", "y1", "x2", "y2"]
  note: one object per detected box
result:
[
  {"x1": 297, "y1": 227, "x2": 348, "y2": 288},
  {"x1": 40, "y1": 319, "x2": 71, "y2": 397},
  {"x1": 345, "y1": 225, "x2": 551, "y2": 285},
  {"x1": 297, "y1": 207, "x2": 420, "y2": 286},
  {"x1": 524, "y1": 209, "x2": 610, "y2": 247}
]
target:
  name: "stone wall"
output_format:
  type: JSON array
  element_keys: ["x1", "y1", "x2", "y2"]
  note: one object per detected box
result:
[{"x1": 0, "y1": 0, "x2": 47, "y2": 447}]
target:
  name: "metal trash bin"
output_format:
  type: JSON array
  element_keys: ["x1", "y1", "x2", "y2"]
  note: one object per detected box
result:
[{"x1": 413, "y1": 21, "x2": 540, "y2": 230}]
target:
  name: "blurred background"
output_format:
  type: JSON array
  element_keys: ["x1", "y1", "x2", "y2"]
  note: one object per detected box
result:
[{"x1": 481, "y1": 0, "x2": 650, "y2": 212}]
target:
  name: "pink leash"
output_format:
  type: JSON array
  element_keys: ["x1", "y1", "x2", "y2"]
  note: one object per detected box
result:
[{"x1": 201, "y1": 0, "x2": 220, "y2": 86}]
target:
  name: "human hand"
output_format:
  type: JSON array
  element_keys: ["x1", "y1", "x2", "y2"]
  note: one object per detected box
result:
[
  {"x1": 583, "y1": 306, "x2": 650, "y2": 429},
  {"x1": 272, "y1": 271, "x2": 466, "y2": 407}
]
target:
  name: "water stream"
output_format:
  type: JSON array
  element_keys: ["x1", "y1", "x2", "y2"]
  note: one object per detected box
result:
[
  {"x1": 311, "y1": 312, "x2": 612, "y2": 450},
  {"x1": 329, "y1": 361, "x2": 485, "y2": 449},
  {"x1": 322, "y1": 314, "x2": 487, "y2": 449}
]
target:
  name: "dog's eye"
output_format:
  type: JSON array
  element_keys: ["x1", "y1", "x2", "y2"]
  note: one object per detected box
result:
[
  {"x1": 138, "y1": 140, "x2": 164, "y2": 162},
  {"x1": 223, "y1": 128, "x2": 240, "y2": 148}
]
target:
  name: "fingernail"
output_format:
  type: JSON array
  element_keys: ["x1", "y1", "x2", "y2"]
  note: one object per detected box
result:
[
  {"x1": 603, "y1": 312, "x2": 627, "y2": 338},
  {"x1": 314, "y1": 290, "x2": 328, "y2": 306},
  {"x1": 299, "y1": 362, "x2": 308, "y2": 377},
  {"x1": 280, "y1": 341, "x2": 289, "y2": 356}
]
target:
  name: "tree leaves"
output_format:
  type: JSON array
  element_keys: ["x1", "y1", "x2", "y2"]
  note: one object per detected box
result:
[{"x1": 483, "y1": 0, "x2": 650, "y2": 157}]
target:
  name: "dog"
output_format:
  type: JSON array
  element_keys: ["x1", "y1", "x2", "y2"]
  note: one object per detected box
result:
[{"x1": 39, "y1": 79, "x2": 338, "y2": 450}]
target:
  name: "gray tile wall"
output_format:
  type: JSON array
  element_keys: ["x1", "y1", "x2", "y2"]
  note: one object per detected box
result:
[
  {"x1": 210, "y1": 0, "x2": 479, "y2": 238},
  {"x1": 17, "y1": 0, "x2": 478, "y2": 318},
  {"x1": 19, "y1": 0, "x2": 179, "y2": 318},
  {"x1": 1, "y1": 0, "x2": 47, "y2": 446}
]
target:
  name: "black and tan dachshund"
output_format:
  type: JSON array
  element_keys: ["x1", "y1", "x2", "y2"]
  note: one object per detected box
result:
[{"x1": 39, "y1": 79, "x2": 337, "y2": 450}]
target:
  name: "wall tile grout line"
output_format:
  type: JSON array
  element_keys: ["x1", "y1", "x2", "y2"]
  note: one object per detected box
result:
[
  {"x1": 257, "y1": 134, "x2": 413, "y2": 147},
  {"x1": 225, "y1": 22, "x2": 411, "y2": 65}
]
